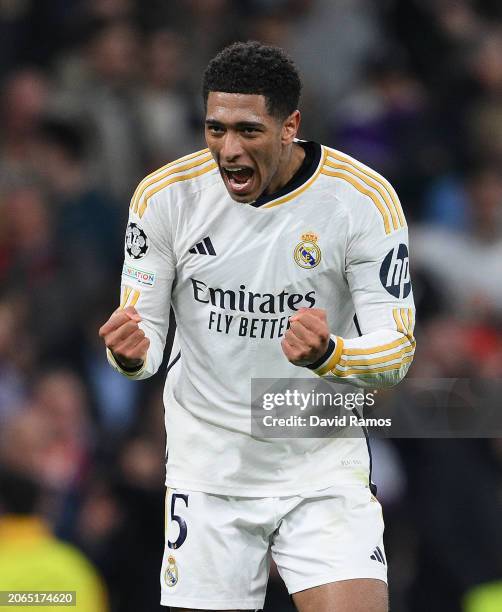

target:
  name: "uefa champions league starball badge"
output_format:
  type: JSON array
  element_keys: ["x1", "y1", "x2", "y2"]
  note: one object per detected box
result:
[
  {"x1": 164, "y1": 555, "x2": 179, "y2": 587},
  {"x1": 294, "y1": 232, "x2": 321, "y2": 269},
  {"x1": 125, "y1": 222, "x2": 149, "y2": 259}
]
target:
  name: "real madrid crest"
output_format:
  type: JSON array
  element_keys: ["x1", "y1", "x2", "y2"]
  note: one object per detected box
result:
[
  {"x1": 164, "y1": 555, "x2": 179, "y2": 587},
  {"x1": 294, "y1": 232, "x2": 321, "y2": 269}
]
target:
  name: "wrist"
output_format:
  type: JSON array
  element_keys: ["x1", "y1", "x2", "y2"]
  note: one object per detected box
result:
[
  {"x1": 305, "y1": 338, "x2": 336, "y2": 370},
  {"x1": 111, "y1": 351, "x2": 144, "y2": 373},
  {"x1": 306, "y1": 335, "x2": 345, "y2": 376}
]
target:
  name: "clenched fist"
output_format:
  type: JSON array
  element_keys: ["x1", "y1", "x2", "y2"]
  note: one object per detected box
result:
[
  {"x1": 98, "y1": 306, "x2": 150, "y2": 370},
  {"x1": 281, "y1": 307, "x2": 330, "y2": 366}
]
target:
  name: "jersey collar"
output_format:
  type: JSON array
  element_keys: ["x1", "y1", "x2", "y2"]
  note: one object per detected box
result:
[{"x1": 250, "y1": 141, "x2": 323, "y2": 209}]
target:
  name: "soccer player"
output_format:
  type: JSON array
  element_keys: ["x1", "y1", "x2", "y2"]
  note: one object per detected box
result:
[{"x1": 99, "y1": 41, "x2": 415, "y2": 612}]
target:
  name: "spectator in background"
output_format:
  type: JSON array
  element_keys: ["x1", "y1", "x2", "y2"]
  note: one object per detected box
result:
[
  {"x1": 0, "y1": 183, "x2": 78, "y2": 362},
  {"x1": 0, "y1": 295, "x2": 31, "y2": 422},
  {"x1": 330, "y1": 54, "x2": 435, "y2": 219},
  {"x1": 288, "y1": 0, "x2": 381, "y2": 109},
  {"x1": 467, "y1": 30, "x2": 502, "y2": 164},
  {"x1": 164, "y1": 0, "x2": 242, "y2": 98},
  {"x1": 386, "y1": 0, "x2": 483, "y2": 89},
  {"x1": 0, "y1": 466, "x2": 109, "y2": 612},
  {"x1": 87, "y1": 0, "x2": 135, "y2": 22},
  {"x1": 54, "y1": 18, "x2": 146, "y2": 202},
  {"x1": 136, "y1": 30, "x2": 199, "y2": 168},
  {"x1": 1, "y1": 370, "x2": 94, "y2": 526},
  {"x1": 0, "y1": 69, "x2": 50, "y2": 183},
  {"x1": 1, "y1": 184, "x2": 56, "y2": 287},
  {"x1": 412, "y1": 162, "x2": 502, "y2": 316},
  {"x1": 34, "y1": 117, "x2": 122, "y2": 299},
  {"x1": 82, "y1": 300, "x2": 141, "y2": 439},
  {"x1": 395, "y1": 435, "x2": 502, "y2": 612},
  {"x1": 31, "y1": 369, "x2": 93, "y2": 493},
  {"x1": 74, "y1": 410, "x2": 166, "y2": 612}
]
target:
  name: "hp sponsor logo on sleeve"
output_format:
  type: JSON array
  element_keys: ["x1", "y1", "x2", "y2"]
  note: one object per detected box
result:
[{"x1": 380, "y1": 243, "x2": 411, "y2": 298}]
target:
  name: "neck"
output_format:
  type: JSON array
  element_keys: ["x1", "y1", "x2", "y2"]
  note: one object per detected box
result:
[{"x1": 266, "y1": 142, "x2": 305, "y2": 195}]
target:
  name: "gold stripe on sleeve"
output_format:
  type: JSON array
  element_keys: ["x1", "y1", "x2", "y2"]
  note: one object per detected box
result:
[
  {"x1": 333, "y1": 356, "x2": 414, "y2": 377},
  {"x1": 401, "y1": 308, "x2": 409, "y2": 334},
  {"x1": 130, "y1": 289, "x2": 141, "y2": 307},
  {"x1": 321, "y1": 168, "x2": 391, "y2": 234},
  {"x1": 120, "y1": 286, "x2": 132, "y2": 309},
  {"x1": 343, "y1": 335, "x2": 411, "y2": 356},
  {"x1": 327, "y1": 150, "x2": 406, "y2": 228},
  {"x1": 133, "y1": 152, "x2": 213, "y2": 214},
  {"x1": 130, "y1": 149, "x2": 210, "y2": 212},
  {"x1": 393, "y1": 308, "x2": 406, "y2": 334},
  {"x1": 408, "y1": 308, "x2": 414, "y2": 335},
  {"x1": 325, "y1": 157, "x2": 399, "y2": 231},
  {"x1": 337, "y1": 344, "x2": 415, "y2": 368},
  {"x1": 138, "y1": 162, "x2": 217, "y2": 218}
]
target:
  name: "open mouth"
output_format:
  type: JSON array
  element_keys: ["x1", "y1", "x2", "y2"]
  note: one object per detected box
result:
[{"x1": 222, "y1": 166, "x2": 254, "y2": 195}]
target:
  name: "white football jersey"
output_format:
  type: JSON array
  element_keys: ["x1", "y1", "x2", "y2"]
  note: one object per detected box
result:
[{"x1": 108, "y1": 141, "x2": 416, "y2": 496}]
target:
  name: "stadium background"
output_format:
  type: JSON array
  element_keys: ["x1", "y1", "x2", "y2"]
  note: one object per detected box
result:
[{"x1": 0, "y1": 0, "x2": 501, "y2": 610}]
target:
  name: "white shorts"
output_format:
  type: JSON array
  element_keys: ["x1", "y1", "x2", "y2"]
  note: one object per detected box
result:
[{"x1": 160, "y1": 484, "x2": 387, "y2": 610}]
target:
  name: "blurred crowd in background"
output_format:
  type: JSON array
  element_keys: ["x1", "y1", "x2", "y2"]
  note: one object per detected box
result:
[{"x1": 0, "y1": 0, "x2": 501, "y2": 611}]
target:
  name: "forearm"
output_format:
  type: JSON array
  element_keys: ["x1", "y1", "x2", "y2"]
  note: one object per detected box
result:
[
  {"x1": 308, "y1": 327, "x2": 415, "y2": 389},
  {"x1": 106, "y1": 282, "x2": 172, "y2": 380}
]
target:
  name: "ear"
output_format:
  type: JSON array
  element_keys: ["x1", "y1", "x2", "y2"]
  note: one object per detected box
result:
[{"x1": 281, "y1": 110, "x2": 301, "y2": 146}]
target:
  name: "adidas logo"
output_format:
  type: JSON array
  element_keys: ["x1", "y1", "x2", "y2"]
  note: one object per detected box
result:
[
  {"x1": 370, "y1": 546, "x2": 386, "y2": 565},
  {"x1": 189, "y1": 236, "x2": 216, "y2": 256}
]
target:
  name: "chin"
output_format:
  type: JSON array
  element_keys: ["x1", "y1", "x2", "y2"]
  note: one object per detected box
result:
[{"x1": 228, "y1": 190, "x2": 256, "y2": 204}]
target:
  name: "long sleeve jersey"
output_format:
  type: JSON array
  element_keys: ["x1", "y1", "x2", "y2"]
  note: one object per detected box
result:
[{"x1": 107, "y1": 141, "x2": 415, "y2": 495}]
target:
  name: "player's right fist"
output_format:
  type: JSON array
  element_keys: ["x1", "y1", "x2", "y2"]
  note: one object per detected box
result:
[{"x1": 98, "y1": 306, "x2": 150, "y2": 370}]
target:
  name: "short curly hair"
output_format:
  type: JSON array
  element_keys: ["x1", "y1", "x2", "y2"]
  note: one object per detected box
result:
[{"x1": 203, "y1": 41, "x2": 302, "y2": 120}]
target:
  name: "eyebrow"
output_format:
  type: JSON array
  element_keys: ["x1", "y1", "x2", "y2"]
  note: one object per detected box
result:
[{"x1": 205, "y1": 119, "x2": 265, "y2": 129}]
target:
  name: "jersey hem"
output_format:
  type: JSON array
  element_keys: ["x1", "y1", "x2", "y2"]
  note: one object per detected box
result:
[{"x1": 164, "y1": 474, "x2": 369, "y2": 497}]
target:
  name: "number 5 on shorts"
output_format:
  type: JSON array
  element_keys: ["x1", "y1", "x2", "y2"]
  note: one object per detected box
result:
[{"x1": 168, "y1": 493, "x2": 189, "y2": 550}]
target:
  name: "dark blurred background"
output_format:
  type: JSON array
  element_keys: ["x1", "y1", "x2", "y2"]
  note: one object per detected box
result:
[{"x1": 0, "y1": 1, "x2": 501, "y2": 611}]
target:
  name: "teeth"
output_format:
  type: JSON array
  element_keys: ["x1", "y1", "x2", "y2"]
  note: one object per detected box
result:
[{"x1": 226, "y1": 167, "x2": 246, "y2": 172}]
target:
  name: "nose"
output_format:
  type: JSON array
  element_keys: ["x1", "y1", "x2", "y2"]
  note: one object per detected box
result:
[{"x1": 220, "y1": 131, "x2": 243, "y2": 161}]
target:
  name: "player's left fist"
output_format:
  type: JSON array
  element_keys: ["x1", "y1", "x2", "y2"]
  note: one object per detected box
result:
[{"x1": 281, "y1": 307, "x2": 330, "y2": 367}]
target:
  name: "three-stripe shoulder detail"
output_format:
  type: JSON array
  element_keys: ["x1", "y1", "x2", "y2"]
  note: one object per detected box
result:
[
  {"x1": 130, "y1": 149, "x2": 217, "y2": 218},
  {"x1": 320, "y1": 149, "x2": 406, "y2": 234}
]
